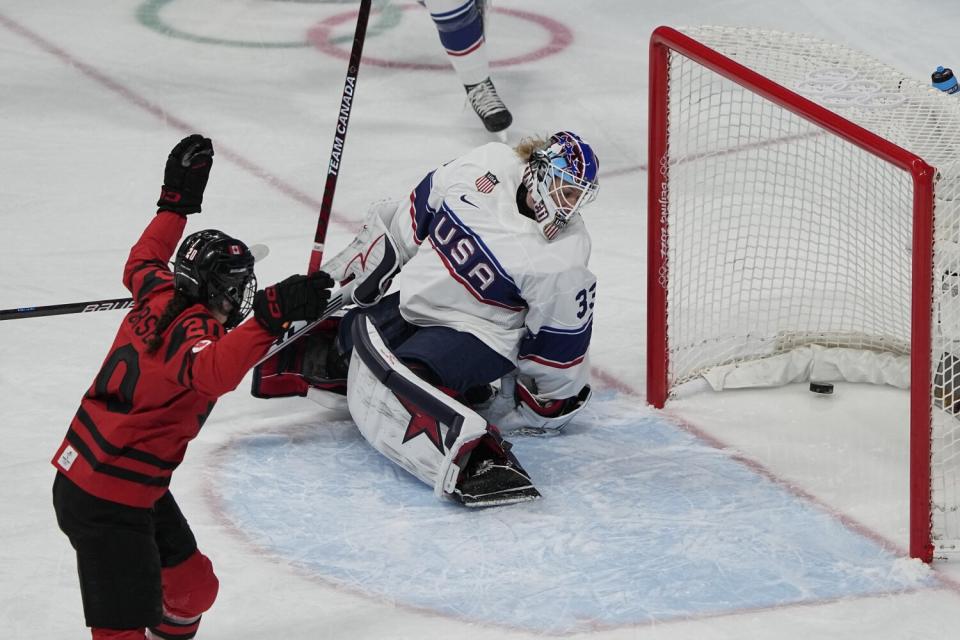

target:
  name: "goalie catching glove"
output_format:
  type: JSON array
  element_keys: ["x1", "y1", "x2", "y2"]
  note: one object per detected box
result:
[{"x1": 482, "y1": 374, "x2": 593, "y2": 436}]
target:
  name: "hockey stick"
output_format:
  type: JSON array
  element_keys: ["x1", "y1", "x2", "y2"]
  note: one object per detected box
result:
[
  {"x1": 307, "y1": 0, "x2": 372, "y2": 275},
  {"x1": 0, "y1": 266, "x2": 350, "y2": 364},
  {"x1": 0, "y1": 297, "x2": 136, "y2": 321},
  {"x1": 0, "y1": 244, "x2": 271, "y2": 322},
  {"x1": 247, "y1": 1, "x2": 372, "y2": 362},
  {"x1": 3, "y1": 6, "x2": 370, "y2": 322}
]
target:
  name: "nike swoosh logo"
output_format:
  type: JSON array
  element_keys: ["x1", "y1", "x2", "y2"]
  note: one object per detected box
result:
[{"x1": 459, "y1": 194, "x2": 479, "y2": 208}]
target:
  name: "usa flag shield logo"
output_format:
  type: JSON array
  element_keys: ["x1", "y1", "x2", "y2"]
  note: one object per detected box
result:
[{"x1": 475, "y1": 172, "x2": 499, "y2": 193}]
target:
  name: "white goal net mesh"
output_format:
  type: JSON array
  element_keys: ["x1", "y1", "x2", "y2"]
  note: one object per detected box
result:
[{"x1": 661, "y1": 25, "x2": 960, "y2": 558}]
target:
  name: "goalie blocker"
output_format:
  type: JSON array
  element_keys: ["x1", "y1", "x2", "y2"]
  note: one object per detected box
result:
[{"x1": 348, "y1": 313, "x2": 540, "y2": 507}]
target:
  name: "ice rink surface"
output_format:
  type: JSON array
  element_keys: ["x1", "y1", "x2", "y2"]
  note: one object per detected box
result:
[{"x1": 3, "y1": 1, "x2": 960, "y2": 638}]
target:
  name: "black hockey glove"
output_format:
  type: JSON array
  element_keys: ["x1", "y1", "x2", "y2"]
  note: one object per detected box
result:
[
  {"x1": 157, "y1": 134, "x2": 214, "y2": 215},
  {"x1": 253, "y1": 271, "x2": 335, "y2": 335}
]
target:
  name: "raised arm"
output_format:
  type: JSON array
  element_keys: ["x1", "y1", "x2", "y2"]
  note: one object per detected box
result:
[{"x1": 123, "y1": 135, "x2": 214, "y2": 300}]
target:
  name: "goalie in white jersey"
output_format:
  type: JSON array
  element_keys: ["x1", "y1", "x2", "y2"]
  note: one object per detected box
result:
[{"x1": 255, "y1": 131, "x2": 599, "y2": 505}]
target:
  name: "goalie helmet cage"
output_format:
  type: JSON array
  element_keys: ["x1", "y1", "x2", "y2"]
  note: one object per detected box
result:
[{"x1": 646, "y1": 25, "x2": 960, "y2": 562}]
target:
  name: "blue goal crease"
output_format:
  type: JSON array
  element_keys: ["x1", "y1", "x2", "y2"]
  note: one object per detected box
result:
[{"x1": 211, "y1": 396, "x2": 935, "y2": 633}]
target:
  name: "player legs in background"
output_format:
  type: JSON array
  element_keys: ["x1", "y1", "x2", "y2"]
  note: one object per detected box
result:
[{"x1": 422, "y1": 0, "x2": 513, "y2": 133}]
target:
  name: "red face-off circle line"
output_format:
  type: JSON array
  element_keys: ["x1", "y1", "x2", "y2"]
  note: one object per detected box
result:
[{"x1": 306, "y1": 5, "x2": 573, "y2": 70}]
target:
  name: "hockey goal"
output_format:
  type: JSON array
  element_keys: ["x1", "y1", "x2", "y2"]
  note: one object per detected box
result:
[{"x1": 647, "y1": 25, "x2": 960, "y2": 562}]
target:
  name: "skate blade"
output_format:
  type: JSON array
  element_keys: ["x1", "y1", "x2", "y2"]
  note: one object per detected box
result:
[{"x1": 458, "y1": 486, "x2": 542, "y2": 507}]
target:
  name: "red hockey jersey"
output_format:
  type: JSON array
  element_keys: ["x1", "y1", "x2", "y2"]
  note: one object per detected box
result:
[{"x1": 51, "y1": 212, "x2": 276, "y2": 507}]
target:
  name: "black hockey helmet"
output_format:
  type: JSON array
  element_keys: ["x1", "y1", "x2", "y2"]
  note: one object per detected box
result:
[{"x1": 173, "y1": 229, "x2": 257, "y2": 329}]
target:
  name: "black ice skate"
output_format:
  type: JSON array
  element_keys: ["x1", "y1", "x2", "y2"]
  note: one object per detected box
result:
[
  {"x1": 454, "y1": 449, "x2": 541, "y2": 507},
  {"x1": 465, "y1": 78, "x2": 513, "y2": 133}
]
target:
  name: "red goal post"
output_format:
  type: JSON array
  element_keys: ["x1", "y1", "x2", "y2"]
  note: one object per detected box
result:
[{"x1": 646, "y1": 25, "x2": 960, "y2": 562}]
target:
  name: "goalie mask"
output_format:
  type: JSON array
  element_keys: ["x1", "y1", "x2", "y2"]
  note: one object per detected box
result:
[
  {"x1": 524, "y1": 131, "x2": 599, "y2": 241},
  {"x1": 174, "y1": 229, "x2": 257, "y2": 329}
]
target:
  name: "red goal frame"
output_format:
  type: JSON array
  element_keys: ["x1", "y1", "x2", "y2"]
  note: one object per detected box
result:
[{"x1": 645, "y1": 26, "x2": 938, "y2": 562}]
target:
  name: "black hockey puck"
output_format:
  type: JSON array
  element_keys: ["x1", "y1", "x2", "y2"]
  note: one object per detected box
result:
[{"x1": 809, "y1": 381, "x2": 834, "y2": 395}]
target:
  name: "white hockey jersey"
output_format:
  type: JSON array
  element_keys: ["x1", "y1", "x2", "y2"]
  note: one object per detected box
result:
[{"x1": 379, "y1": 142, "x2": 596, "y2": 399}]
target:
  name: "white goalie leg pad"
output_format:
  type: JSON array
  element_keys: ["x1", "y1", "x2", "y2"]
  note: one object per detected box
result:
[
  {"x1": 345, "y1": 315, "x2": 490, "y2": 498},
  {"x1": 322, "y1": 201, "x2": 403, "y2": 307}
]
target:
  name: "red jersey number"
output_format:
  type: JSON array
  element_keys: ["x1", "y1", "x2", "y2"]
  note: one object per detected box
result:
[{"x1": 92, "y1": 343, "x2": 141, "y2": 415}]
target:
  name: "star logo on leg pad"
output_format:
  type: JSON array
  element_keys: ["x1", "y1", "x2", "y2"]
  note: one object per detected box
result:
[{"x1": 397, "y1": 395, "x2": 445, "y2": 454}]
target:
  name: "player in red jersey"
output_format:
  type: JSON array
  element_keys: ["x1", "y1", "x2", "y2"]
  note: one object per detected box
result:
[{"x1": 51, "y1": 135, "x2": 334, "y2": 640}]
